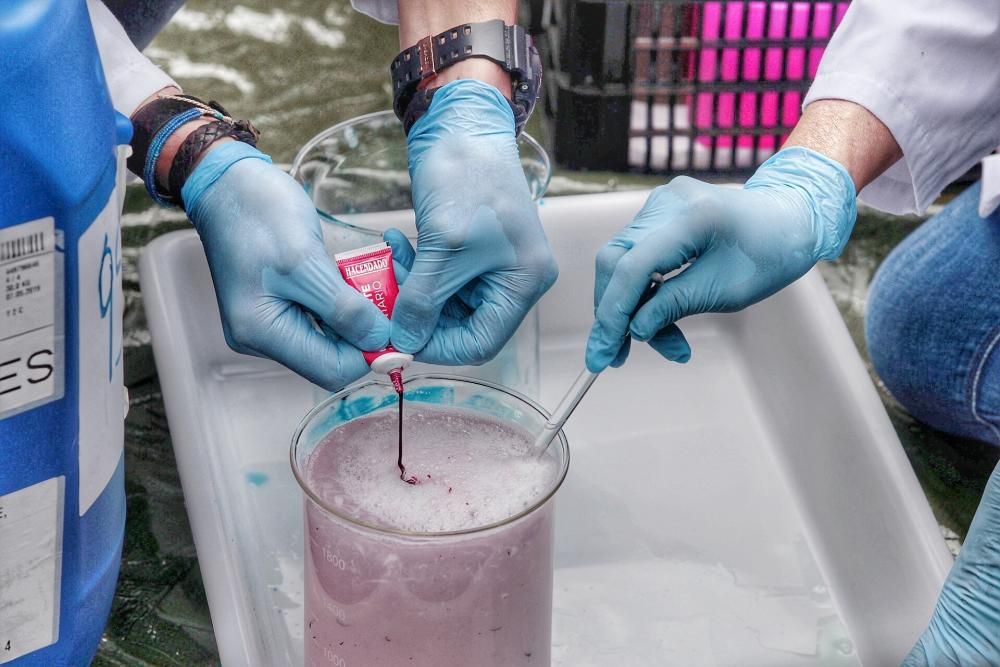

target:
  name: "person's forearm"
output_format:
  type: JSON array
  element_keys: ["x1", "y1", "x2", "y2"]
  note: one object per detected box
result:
[
  {"x1": 397, "y1": 0, "x2": 516, "y2": 98},
  {"x1": 784, "y1": 100, "x2": 902, "y2": 192}
]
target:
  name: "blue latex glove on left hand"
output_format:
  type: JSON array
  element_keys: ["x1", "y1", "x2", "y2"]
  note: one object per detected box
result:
[
  {"x1": 903, "y1": 460, "x2": 1000, "y2": 666},
  {"x1": 586, "y1": 147, "x2": 857, "y2": 372},
  {"x1": 181, "y1": 142, "x2": 390, "y2": 390},
  {"x1": 386, "y1": 80, "x2": 558, "y2": 366}
]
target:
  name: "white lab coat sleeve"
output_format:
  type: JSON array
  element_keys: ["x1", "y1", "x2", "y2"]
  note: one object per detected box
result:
[
  {"x1": 351, "y1": 0, "x2": 400, "y2": 25},
  {"x1": 804, "y1": 0, "x2": 1000, "y2": 215},
  {"x1": 86, "y1": 0, "x2": 177, "y2": 117}
]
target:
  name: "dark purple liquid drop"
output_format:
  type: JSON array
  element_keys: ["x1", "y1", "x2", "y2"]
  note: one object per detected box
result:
[{"x1": 397, "y1": 389, "x2": 417, "y2": 485}]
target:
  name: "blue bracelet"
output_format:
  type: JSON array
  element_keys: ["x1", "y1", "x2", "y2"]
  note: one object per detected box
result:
[{"x1": 144, "y1": 107, "x2": 204, "y2": 208}]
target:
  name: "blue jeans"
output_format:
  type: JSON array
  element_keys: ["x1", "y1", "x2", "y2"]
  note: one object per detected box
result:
[{"x1": 866, "y1": 181, "x2": 1000, "y2": 446}]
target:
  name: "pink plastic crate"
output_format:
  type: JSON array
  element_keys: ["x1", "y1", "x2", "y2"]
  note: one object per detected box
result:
[{"x1": 691, "y1": 1, "x2": 849, "y2": 151}]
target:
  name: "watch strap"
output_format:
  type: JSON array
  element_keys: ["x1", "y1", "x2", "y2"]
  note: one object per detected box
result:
[{"x1": 390, "y1": 19, "x2": 535, "y2": 124}]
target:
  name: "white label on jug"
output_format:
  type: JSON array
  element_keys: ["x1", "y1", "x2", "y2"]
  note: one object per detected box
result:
[
  {"x1": 0, "y1": 476, "x2": 64, "y2": 663},
  {"x1": 0, "y1": 217, "x2": 58, "y2": 419},
  {"x1": 77, "y1": 192, "x2": 125, "y2": 516}
]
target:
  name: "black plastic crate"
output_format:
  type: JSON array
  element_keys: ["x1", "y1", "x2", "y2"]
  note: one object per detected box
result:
[{"x1": 540, "y1": 0, "x2": 850, "y2": 177}]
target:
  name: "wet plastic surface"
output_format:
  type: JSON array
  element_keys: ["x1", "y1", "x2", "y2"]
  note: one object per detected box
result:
[{"x1": 140, "y1": 191, "x2": 954, "y2": 666}]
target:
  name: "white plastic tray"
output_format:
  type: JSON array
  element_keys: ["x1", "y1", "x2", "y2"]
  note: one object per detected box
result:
[{"x1": 139, "y1": 191, "x2": 952, "y2": 667}]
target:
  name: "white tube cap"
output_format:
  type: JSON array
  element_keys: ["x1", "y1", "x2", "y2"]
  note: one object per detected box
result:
[{"x1": 369, "y1": 351, "x2": 413, "y2": 375}]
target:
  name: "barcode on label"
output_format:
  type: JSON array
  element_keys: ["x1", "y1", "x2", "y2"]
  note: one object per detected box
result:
[
  {"x1": 0, "y1": 217, "x2": 57, "y2": 418},
  {"x1": 0, "y1": 232, "x2": 46, "y2": 262}
]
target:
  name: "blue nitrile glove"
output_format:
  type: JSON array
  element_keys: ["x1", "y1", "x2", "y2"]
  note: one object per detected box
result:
[
  {"x1": 585, "y1": 146, "x2": 857, "y2": 372},
  {"x1": 181, "y1": 141, "x2": 390, "y2": 390},
  {"x1": 903, "y1": 461, "x2": 1000, "y2": 666},
  {"x1": 388, "y1": 79, "x2": 558, "y2": 365}
]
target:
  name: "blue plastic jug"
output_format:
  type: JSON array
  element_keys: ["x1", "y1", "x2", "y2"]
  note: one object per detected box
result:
[{"x1": 0, "y1": 1, "x2": 130, "y2": 664}]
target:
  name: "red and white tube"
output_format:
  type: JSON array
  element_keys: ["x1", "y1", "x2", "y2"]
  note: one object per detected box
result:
[{"x1": 335, "y1": 242, "x2": 412, "y2": 392}]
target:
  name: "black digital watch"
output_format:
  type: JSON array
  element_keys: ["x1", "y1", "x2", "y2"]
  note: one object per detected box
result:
[{"x1": 389, "y1": 19, "x2": 542, "y2": 136}]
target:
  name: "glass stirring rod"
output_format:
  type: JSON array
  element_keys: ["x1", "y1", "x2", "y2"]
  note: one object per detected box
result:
[
  {"x1": 533, "y1": 368, "x2": 599, "y2": 456},
  {"x1": 534, "y1": 275, "x2": 666, "y2": 457}
]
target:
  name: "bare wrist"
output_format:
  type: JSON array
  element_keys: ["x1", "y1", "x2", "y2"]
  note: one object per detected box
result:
[
  {"x1": 398, "y1": 1, "x2": 516, "y2": 99},
  {"x1": 783, "y1": 100, "x2": 902, "y2": 192},
  {"x1": 398, "y1": 1, "x2": 516, "y2": 49}
]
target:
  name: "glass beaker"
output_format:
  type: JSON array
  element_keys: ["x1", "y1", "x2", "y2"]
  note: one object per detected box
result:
[
  {"x1": 290, "y1": 374, "x2": 570, "y2": 667},
  {"x1": 290, "y1": 112, "x2": 551, "y2": 399}
]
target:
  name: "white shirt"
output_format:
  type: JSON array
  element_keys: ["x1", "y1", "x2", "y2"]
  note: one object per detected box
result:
[
  {"x1": 805, "y1": 0, "x2": 1000, "y2": 216},
  {"x1": 87, "y1": 0, "x2": 176, "y2": 117}
]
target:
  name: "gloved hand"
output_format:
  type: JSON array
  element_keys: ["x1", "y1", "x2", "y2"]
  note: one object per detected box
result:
[
  {"x1": 903, "y1": 461, "x2": 1000, "y2": 666},
  {"x1": 585, "y1": 147, "x2": 857, "y2": 372},
  {"x1": 181, "y1": 141, "x2": 390, "y2": 389},
  {"x1": 388, "y1": 79, "x2": 558, "y2": 365}
]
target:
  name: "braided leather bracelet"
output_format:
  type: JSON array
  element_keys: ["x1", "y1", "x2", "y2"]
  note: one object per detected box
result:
[{"x1": 167, "y1": 120, "x2": 259, "y2": 209}]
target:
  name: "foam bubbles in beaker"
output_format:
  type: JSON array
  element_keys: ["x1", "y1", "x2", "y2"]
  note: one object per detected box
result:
[{"x1": 304, "y1": 405, "x2": 558, "y2": 532}]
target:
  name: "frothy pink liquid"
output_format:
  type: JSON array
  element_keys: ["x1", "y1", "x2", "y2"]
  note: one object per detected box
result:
[{"x1": 303, "y1": 407, "x2": 558, "y2": 667}]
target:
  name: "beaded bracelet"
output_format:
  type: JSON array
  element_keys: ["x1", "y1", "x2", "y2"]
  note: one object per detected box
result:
[{"x1": 143, "y1": 108, "x2": 203, "y2": 207}]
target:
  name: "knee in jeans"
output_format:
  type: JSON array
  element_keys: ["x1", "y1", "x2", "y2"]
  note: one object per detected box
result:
[
  {"x1": 864, "y1": 245, "x2": 959, "y2": 431},
  {"x1": 865, "y1": 242, "x2": 995, "y2": 442},
  {"x1": 864, "y1": 182, "x2": 1000, "y2": 442},
  {"x1": 865, "y1": 250, "x2": 923, "y2": 398}
]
